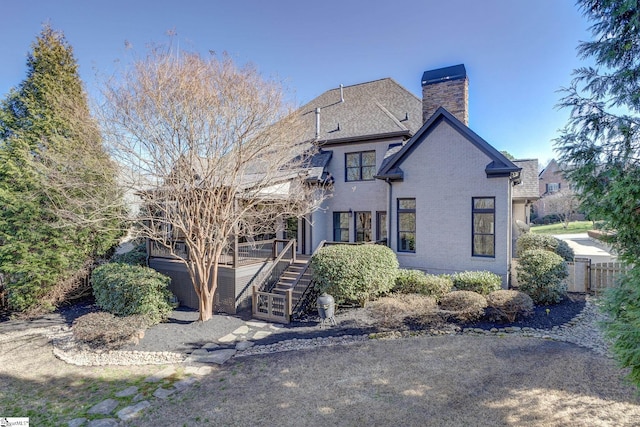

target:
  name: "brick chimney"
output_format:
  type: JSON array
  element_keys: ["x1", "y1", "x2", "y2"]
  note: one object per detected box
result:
[{"x1": 421, "y1": 64, "x2": 468, "y2": 125}]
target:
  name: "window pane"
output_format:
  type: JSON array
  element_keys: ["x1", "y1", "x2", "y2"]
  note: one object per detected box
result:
[
  {"x1": 399, "y1": 232, "x2": 416, "y2": 252},
  {"x1": 346, "y1": 167, "x2": 360, "y2": 181},
  {"x1": 340, "y1": 229, "x2": 349, "y2": 242},
  {"x1": 398, "y1": 212, "x2": 416, "y2": 232},
  {"x1": 356, "y1": 212, "x2": 371, "y2": 242},
  {"x1": 474, "y1": 198, "x2": 494, "y2": 209},
  {"x1": 362, "y1": 166, "x2": 376, "y2": 180},
  {"x1": 474, "y1": 235, "x2": 494, "y2": 256},
  {"x1": 339, "y1": 213, "x2": 349, "y2": 228},
  {"x1": 378, "y1": 213, "x2": 387, "y2": 240},
  {"x1": 399, "y1": 199, "x2": 416, "y2": 210},
  {"x1": 362, "y1": 151, "x2": 376, "y2": 166},
  {"x1": 473, "y1": 213, "x2": 494, "y2": 234},
  {"x1": 346, "y1": 153, "x2": 360, "y2": 167}
]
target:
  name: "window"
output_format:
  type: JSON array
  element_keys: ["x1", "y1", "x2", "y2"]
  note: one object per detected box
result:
[
  {"x1": 346, "y1": 151, "x2": 376, "y2": 181},
  {"x1": 397, "y1": 199, "x2": 416, "y2": 252},
  {"x1": 333, "y1": 212, "x2": 349, "y2": 242},
  {"x1": 355, "y1": 212, "x2": 372, "y2": 242},
  {"x1": 472, "y1": 197, "x2": 495, "y2": 257},
  {"x1": 376, "y1": 211, "x2": 387, "y2": 242},
  {"x1": 546, "y1": 183, "x2": 560, "y2": 193}
]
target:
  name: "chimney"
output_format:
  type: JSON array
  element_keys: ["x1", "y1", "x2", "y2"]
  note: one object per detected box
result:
[{"x1": 421, "y1": 64, "x2": 468, "y2": 125}]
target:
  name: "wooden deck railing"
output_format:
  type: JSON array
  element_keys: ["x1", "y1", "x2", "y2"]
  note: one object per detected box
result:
[{"x1": 252, "y1": 239, "x2": 296, "y2": 323}]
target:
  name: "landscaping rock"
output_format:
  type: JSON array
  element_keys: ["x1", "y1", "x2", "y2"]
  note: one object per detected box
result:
[
  {"x1": 87, "y1": 398, "x2": 119, "y2": 415},
  {"x1": 68, "y1": 417, "x2": 87, "y2": 427},
  {"x1": 202, "y1": 342, "x2": 220, "y2": 350},
  {"x1": 185, "y1": 365, "x2": 213, "y2": 376},
  {"x1": 174, "y1": 376, "x2": 198, "y2": 391},
  {"x1": 252, "y1": 331, "x2": 271, "y2": 340},
  {"x1": 186, "y1": 349, "x2": 236, "y2": 364},
  {"x1": 232, "y1": 325, "x2": 249, "y2": 335},
  {"x1": 190, "y1": 348, "x2": 210, "y2": 356},
  {"x1": 115, "y1": 386, "x2": 138, "y2": 397},
  {"x1": 87, "y1": 419, "x2": 119, "y2": 427},
  {"x1": 117, "y1": 400, "x2": 151, "y2": 421},
  {"x1": 218, "y1": 333, "x2": 237, "y2": 343},
  {"x1": 235, "y1": 340, "x2": 254, "y2": 351},
  {"x1": 153, "y1": 387, "x2": 176, "y2": 399}
]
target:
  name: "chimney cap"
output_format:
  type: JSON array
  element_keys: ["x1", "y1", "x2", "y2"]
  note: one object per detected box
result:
[{"x1": 421, "y1": 64, "x2": 466, "y2": 86}]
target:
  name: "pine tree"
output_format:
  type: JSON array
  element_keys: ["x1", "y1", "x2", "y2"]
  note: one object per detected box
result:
[
  {"x1": 556, "y1": 0, "x2": 640, "y2": 387},
  {"x1": 0, "y1": 25, "x2": 123, "y2": 312}
]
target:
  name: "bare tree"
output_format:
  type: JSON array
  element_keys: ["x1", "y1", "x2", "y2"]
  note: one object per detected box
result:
[
  {"x1": 100, "y1": 47, "x2": 325, "y2": 321},
  {"x1": 544, "y1": 189, "x2": 579, "y2": 229}
]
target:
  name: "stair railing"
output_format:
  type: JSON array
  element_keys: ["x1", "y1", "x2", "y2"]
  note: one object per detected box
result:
[{"x1": 290, "y1": 240, "x2": 327, "y2": 318}]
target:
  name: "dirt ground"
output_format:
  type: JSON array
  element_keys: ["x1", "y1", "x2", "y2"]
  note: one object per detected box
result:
[{"x1": 133, "y1": 335, "x2": 640, "y2": 427}]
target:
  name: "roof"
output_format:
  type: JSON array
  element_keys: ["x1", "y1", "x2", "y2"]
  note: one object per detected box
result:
[
  {"x1": 512, "y1": 159, "x2": 540, "y2": 200},
  {"x1": 376, "y1": 107, "x2": 521, "y2": 180},
  {"x1": 297, "y1": 78, "x2": 422, "y2": 145},
  {"x1": 421, "y1": 64, "x2": 467, "y2": 86}
]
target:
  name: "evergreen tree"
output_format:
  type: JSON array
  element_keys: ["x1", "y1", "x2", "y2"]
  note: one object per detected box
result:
[
  {"x1": 0, "y1": 25, "x2": 123, "y2": 312},
  {"x1": 556, "y1": 0, "x2": 640, "y2": 387}
]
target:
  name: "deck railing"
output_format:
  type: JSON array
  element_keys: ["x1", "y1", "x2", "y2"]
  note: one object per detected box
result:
[
  {"x1": 252, "y1": 239, "x2": 296, "y2": 323},
  {"x1": 149, "y1": 238, "x2": 279, "y2": 267}
]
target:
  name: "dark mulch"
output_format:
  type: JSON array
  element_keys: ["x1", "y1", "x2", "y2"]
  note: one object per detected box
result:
[{"x1": 461, "y1": 292, "x2": 586, "y2": 330}]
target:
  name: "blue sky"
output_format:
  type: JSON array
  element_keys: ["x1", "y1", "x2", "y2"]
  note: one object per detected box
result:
[{"x1": 2, "y1": 0, "x2": 592, "y2": 166}]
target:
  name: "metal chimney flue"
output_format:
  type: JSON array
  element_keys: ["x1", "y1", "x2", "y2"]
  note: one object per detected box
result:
[
  {"x1": 340, "y1": 84, "x2": 344, "y2": 103},
  {"x1": 315, "y1": 107, "x2": 321, "y2": 138}
]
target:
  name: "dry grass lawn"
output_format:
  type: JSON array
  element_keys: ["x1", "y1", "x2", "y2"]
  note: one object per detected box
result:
[{"x1": 135, "y1": 335, "x2": 640, "y2": 426}]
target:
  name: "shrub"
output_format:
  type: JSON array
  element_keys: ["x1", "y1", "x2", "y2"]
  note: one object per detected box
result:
[
  {"x1": 486, "y1": 290, "x2": 534, "y2": 322},
  {"x1": 367, "y1": 294, "x2": 439, "y2": 329},
  {"x1": 602, "y1": 265, "x2": 640, "y2": 387},
  {"x1": 311, "y1": 244, "x2": 399, "y2": 306},
  {"x1": 72, "y1": 311, "x2": 148, "y2": 349},
  {"x1": 92, "y1": 263, "x2": 175, "y2": 325},
  {"x1": 516, "y1": 249, "x2": 568, "y2": 305},
  {"x1": 451, "y1": 271, "x2": 501, "y2": 295},
  {"x1": 516, "y1": 233, "x2": 574, "y2": 261},
  {"x1": 393, "y1": 269, "x2": 453, "y2": 301},
  {"x1": 438, "y1": 290, "x2": 487, "y2": 322},
  {"x1": 111, "y1": 242, "x2": 147, "y2": 266}
]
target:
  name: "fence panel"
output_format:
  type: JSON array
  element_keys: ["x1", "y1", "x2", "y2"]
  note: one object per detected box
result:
[
  {"x1": 590, "y1": 262, "x2": 630, "y2": 294},
  {"x1": 566, "y1": 258, "x2": 590, "y2": 293}
]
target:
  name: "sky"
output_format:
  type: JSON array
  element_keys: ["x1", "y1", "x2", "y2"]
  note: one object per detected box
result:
[{"x1": 2, "y1": 0, "x2": 593, "y2": 167}]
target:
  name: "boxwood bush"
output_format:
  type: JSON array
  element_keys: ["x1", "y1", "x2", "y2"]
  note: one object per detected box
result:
[
  {"x1": 486, "y1": 290, "x2": 534, "y2": 322},
  {"x1": 451, "y1": 271, "x2": 502, "y2": 295},
  {"x1": 394, "y1": 269, "x2": 453, "y2": 301},
  {"x1": 311, "y1": 244, "x2": 399, "y2": 306},
  {"x1": 438, "y1": 290, "x2": 487, "y2": 323},
  {"x1": 516, "y1": 249, "x2": 568, "y2": 305},
  {"x1": 92, "y1": 263, "x2": 175, "y2": 325},
  {"x1": 516, "y1": 233, "x2": 574, "y2": 261}
]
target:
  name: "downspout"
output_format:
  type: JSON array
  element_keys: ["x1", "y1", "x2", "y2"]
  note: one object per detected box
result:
[{"x1": 386, "y1": 178, "x2": 392, "y2": 247}]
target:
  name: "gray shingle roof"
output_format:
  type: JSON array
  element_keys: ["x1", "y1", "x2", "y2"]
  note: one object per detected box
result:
[
  {"x1": 512, "y1": 159, "x2": 540, "y2": 200},
  {"x1": 298, "y1": 78, "x2": 422, "y2": 144}
]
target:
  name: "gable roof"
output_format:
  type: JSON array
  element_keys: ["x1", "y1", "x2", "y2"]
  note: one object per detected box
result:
[
  {"x1": 297, "y1": 78, "x2": 422, "y2": 145},
  {"x1": 512, "y1": 159, "x2": 540, "y2": 200},
  {"x1": 376, "y1": 107, "x2": 521, "y2": 180}
]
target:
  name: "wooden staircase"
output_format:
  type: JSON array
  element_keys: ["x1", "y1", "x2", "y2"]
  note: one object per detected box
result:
[{"x1": 271, "y1": 254, "x2": 312, "y2": 309}]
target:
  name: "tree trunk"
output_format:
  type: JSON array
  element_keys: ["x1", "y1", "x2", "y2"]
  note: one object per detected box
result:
[{"x1": 198, "y1": 292, "x2": 213, "y2": 322}]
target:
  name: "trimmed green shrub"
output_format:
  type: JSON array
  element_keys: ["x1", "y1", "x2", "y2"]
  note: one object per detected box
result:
[
  {"x1": 516, "y1": 249, "x2": 568, "y2": 305},
  {"x1": 486, "y1": 290, "x2": 534, "y2": 322},
  {"x1": 516, "y1": 233, "x2": 574, "y2": 261},
  {"x1": 393, "y1": 269, "x2": 453, "y2": 301},
  {"x1": 438, "y1": 290, "x2": 487, "y2": 322},
  {"x1": 111, "y1": 242, "x2": 147, "y2": 266},
  {"x1": 602, "y1": 265, "x2": 640, "y2": 387},
  {"x1": 311, "y1": 244, "x2": 399, "y2": 306},
  {"x1": 451, "y1": 271, "x2": 501, "y2": 295},
  {"x1": 92, "y1": 263, "x2": 175, "y2": 325}
]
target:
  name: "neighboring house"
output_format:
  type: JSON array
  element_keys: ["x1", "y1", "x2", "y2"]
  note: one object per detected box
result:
[
  {"x1": 148, "y1": 64, "x2": 539, "y2": 314},
  {"x1": 534, "y1": 159, "x2": 577, "y2": 220}
]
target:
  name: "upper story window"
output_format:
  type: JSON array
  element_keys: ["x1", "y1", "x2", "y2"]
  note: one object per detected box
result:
[
  {"x1": 546, "y1": 183, "x2": 560, "y2": 193},
  {"x1": 346, "y1": 151, "x2": 376, "y2": 181}
]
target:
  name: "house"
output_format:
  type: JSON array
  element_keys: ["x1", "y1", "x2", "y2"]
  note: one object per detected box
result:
[
  {"x1": 534, "y1": 159, "x2": 578, "y2": 221},
  {"x1": 297, "y1": 64, "x2": 535, "y2": 285},
  {"x1": 148, "y1": 64, "x2": 538, "y2": 317}
]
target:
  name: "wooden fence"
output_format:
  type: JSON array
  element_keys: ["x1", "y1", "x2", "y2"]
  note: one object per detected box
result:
[{"x1": 565, "y1": 258, "x2": 630, "y2": 293}]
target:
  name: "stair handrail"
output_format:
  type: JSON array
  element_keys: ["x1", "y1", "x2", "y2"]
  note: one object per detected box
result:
[
  {"x1": 254, "y1": 239, "x2": 296, "y2": 293},
  {"x1": 290, "y1": 240, "x2": 327, "y2": 317}
]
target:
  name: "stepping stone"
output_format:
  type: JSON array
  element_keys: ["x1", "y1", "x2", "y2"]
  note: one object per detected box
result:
[
  {"x1": 87, "y1": 398, "x2": 119, "y2": 415},
  {"x1": 132, "y1": 393, "x2": 145, "y2": 402},
  {"x1": 218, "y1": 333, "x2": 237, "y2": 343},
  {"x1": 187, "y1": 349, "x2": 236, "y2": 364},
  {"x1": 184, "y1": 366, "x2": 213, "y2": 376},
  {"x1": 246, "y1": 320, "x2": 268, "y2": 328},
  {"x1": 190, "y1": 348, "x2": 210, "y2": 356},
  {"x1": 235, "y1": 340, "x2": 254, "y2": 351},
  {"x1": 232, "y1": 325, "x2": 250, "y2": 335},
  {"x1": 202, "y1": 342, "x2": 220, "y2": 350},
  {"x1": 252, "y1": 330, "x2": 272, "y2": 340},
  {"x1": 68, "y1": 418, "x2": 86, "y2": 427},
  {"x1": 144, "y1": 366, "x2": 176, "y2": 383},
  {"x1": 115, "y1": 386, "x2": 138, "y2": 397},
  {"x1": 88, "y1": 418, "x2": 119, "y2": 427},
  {"x1": 269, "y1": 324, "x2": 284, "y2": 330},
  {"x1": 174, "y1": 376, "x2": 198, "y2": 391},
  {"x1": 117, "y1": 401, "x2": 150, "y2": 421},
  {"x1": 153, "y1": 387, "x2": 176, "y2": 399}
]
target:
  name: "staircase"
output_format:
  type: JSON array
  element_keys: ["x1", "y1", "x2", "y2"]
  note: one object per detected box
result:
[{"x1": 271, "y1": 255, "x2": 312, "y2": 310}]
